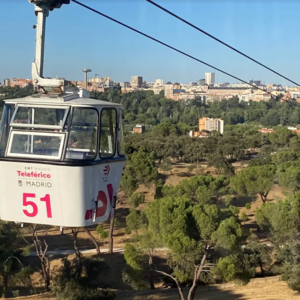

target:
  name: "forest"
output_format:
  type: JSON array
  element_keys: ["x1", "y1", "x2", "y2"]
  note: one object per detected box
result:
[{"x1": 1, "y1": 85, "x2": 300, "y2": 300}]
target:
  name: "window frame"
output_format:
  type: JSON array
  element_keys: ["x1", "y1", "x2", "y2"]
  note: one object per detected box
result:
[
  {"x1": 64, "y1": 106, "x2": 99, "y2": 161},
  {"x1": 99, "y1": 108, "x2": 117, "y2": 159},
  {"x1": 6, "y1": 130, "x2": 66, "y2": 160},
  {"x1": 0, "y1": 104, "x2": 15, "y2": 157},
  {"x1": 10, "y1": 104, "x2": 70, "y2": 130},
  {"x1": 117, "y1": 111, "x2": 125, "y2": 157}
]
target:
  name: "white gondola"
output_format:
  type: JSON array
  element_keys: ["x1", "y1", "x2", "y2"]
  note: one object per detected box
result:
[{"x1": 0, "y1": 0, "x2": 125, "y2": 227}]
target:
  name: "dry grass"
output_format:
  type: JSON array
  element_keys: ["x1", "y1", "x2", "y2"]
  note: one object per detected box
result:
[
  {"x1": 19, "y1": 280, "x2": 300, "y2": 300},
  {"x1": 115, "y1": 280, "x2": 300, "y2": 300}
]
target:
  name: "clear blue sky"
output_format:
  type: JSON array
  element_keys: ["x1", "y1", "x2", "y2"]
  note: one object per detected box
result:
[{"x1": 0, "y1": 0, "x2": 299, "y2": 85}]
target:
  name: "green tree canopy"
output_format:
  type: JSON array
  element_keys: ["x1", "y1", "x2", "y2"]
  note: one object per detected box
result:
[
  {"x1": 230, "y1": 165, "x2": 276, "y2": 202},
  {"x1": 124, "y1": 197, "x2": 250, "y2": 300}
]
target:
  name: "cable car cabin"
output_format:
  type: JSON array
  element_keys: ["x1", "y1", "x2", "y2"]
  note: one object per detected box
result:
[{"x1": 0, "y1": 94, "x2": 125, "y2": 227}]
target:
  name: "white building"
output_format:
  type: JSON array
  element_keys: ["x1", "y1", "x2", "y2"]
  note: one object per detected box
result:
[
  {"x1": 205, "y1": 73, "x2": 215, "y2": 85},
  {"x1": 155, "y1": 79, "x2": 164, "y2": 86}
]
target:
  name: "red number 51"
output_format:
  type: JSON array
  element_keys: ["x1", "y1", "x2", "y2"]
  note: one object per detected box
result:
[{"x1": 23, "y1": 193, "x2": 52, "y2": 218}]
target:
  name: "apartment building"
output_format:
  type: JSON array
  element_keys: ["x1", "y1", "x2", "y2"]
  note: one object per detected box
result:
[
  {"x1": 205, "y1": 73, "x2": 215, "y2": 85},
  {"x1": 131, "y1": 76, "x2": 143, "y2": 88},
  {"x1": 199, "y1": 117, "x2": 224, "y2": 134}
]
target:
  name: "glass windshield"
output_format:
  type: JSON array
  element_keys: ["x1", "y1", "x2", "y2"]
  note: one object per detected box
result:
[
  {"x1": 0, "y1": 104, "x2": 15, "y2": 156},
  {"x1": 65, "y1": 108, "x2": 98, "y2": 160},
  {"x1": 100, "y1": 109, "x2": 117, "y2": 158},
  {"x1": 11, "y1": 106, "x2": 68, "y2": 128},
  {"x1": 7, "y1": 131, "x2": 65, "y2": 160}
]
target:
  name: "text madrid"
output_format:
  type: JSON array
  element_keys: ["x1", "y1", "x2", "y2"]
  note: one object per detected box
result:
[
  {"x1": 17, "y1": 171, "x2": 51, "y2": 179},
  {"x1": 26, "y1": 181, "x2": 52, "y2": 188}
]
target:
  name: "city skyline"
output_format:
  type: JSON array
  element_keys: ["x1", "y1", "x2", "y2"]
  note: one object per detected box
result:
[{"x1": 1, "y1": 0, "x2": 300, "y2": 86}]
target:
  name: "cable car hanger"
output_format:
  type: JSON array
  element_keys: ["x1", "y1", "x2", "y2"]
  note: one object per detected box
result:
[{"x1": 29, "y1": 0, "x2": 71, "y2": 95}]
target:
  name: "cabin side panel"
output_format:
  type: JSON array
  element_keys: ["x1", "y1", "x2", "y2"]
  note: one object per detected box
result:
[{"x1": 0, "y1": 161, "x2": 63, "y2": 225}]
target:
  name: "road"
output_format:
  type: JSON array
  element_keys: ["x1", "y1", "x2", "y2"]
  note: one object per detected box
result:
[
  {"x1": 29, "y1": 247, "x2": 124, "y2": 256},
  {"x1": 29, "y1": 247, "x2": 169, "y2": 256}
]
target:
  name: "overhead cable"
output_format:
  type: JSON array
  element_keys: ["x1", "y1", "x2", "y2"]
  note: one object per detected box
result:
[
  {"x1": 71, "y1": 0, "x2": 271, "y2": 95},
  {"x1": 147, "y1": 0, "x2": 300, "y2": 87}
]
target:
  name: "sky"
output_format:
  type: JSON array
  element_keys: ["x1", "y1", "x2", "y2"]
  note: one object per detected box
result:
[{"x1": 0, "y1": 0, "x2": 300, "y2": 86}]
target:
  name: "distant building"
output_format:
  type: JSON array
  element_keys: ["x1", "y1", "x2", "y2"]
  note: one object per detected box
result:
[
  {"x1": 205, "y1": 73, "x2": 215, "y2": 85},
  {"x1": 199, "y1": 117, "x2": 224, "y2": 134},
  {"x1": 280, "y1": 92, "x2": 292, "y2": 103},
  {"x1": 288, "y1": 127, "x2": 300, "y2": 135},
  {"x1": 257, "y1": 128, "x2": 274, "y2": 134},
  {"x1": 9, "y1": 78, "x2": 31, "y2": 88},
  {"x1": 189, "y1": 130, "x2": 209, "y2": 138},
  {"x1": 155, "y1": 79, "x2": 164, "y2": 86},
  {"x1": 173, "y1": 82, "x2": 181, "y2": 89},
  {"x1": 249, "y1": 79, "x2": 262, "y2": 86},
  {"x1": 131, "y1": 76, "x2": 143, "y2": 88},
  {"x1": 164, "y1": 82, "x2": 174, "y2": 99},
  {"x1": 89, "y1": 77, "x2": 103, "y2": 83},
  {"x1": 4, "y1": 78, "x2": 10, "y2": 87},
  {"x1": 104, "y1": 79, "x2": 114, "y2": 88},
  {"x1": 133, "y1": 124, "x2": 145, "y2": 134},
  {"x1": 120, "y1": 82, "x2": 130, "y2": 88},
  {"x1": 198, "y1": 79, "x2": 206, "y2": 86},
  {"x1": 239, "y1": 91, "x2": 270, "y2": 102}
]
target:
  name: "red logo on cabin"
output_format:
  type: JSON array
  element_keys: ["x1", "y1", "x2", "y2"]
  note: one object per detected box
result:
[
  {"x1": 103, "y1": 165, "x2": 110, "y2": 176},
  {"x1": 85, "y1": 184, "x2": 114, "y2": 220}
]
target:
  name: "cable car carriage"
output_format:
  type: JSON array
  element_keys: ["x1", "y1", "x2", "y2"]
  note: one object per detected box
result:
[
  {"x1": 0, "y1": 0, "x2": 125, "y2": 227},
  {"x1": 0, "y1": 94, "x2": 125, "y2": 227}
]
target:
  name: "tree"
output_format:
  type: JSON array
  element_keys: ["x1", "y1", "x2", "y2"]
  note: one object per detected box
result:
[
  {"x1": 127, "y1": 147, "x2": 158, "y2": 185},
  {"x1": 125, "y1": 210, "x2": 143, "y2": 235},
  {"x1": 120, "y1": 166, "x2": 138, "y2": 198},
  {"x1": 31, "y1": 225, "x2": 51, "y2": 291},
  {"x1": 96, "y1": 224, "x2": 109, "y2": 247},
  {"x1": 129, "y1": 192, "x2": 145, "y2": 209},
  {"x1": 207, "y1": 154, "x2": 235, "y2": 177},
  {"x1": 51, "y1": 256, "x2": 114, "y2": 300},
  {"x1": 230, "y1": 165, "x2": 276, "y2": 202},
  {"x1": 84, "y1": 227, "x2": 100, "y2": 255},
  {"x1": 278, "y1": 165, "x2": 300, "y2": 194},
  {"x1": 240, "y1": 212, "x2": 249, "y2": 225},
  {"x1": 122, "y1": 243, "x2": 151, "y2": 290},
  {"x1": 271, "y1": 151, "x2": 298, "y2": 165},
  {"x1": 161, "y1": 175, "x2": 230, "y2": 205},
  {"x1": 254, "y1": 192, "x2": 300, "y2": 289},
  {"x1": 0, "y1": 222, "x2": 33, "y2": 297},
  {"x1": 289, "y1": 136, "x2": 300, "y2": 153},
  {"x1": 160, "y1": 158, "x2": 172, "y2": 174},
  {"x1": 123, "y1": 197, "x2": 249, "y2": 300},
  {"x1": 243, "y1": 234, "x2": 272, "y2": 276},
  {"x1": 245, "y1": 203, "x2": 251, "y2": 210},
  {"x1": 260, "y1": 111, "x2": 280, "y2": 127},
  {"x1": 277, "y1": 237, "x2": 300, "y2": 292},
  {"x1": 268, "y1": 127, "x2": 295, "y2": 149},
  {"x1": 255, "y1": 192, "x2": 300, "y2": 247}
]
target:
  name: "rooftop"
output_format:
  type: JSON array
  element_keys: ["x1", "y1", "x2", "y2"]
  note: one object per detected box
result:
[{"x1": 4, "y1": 94, "x2": 122, "y2": 107}]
